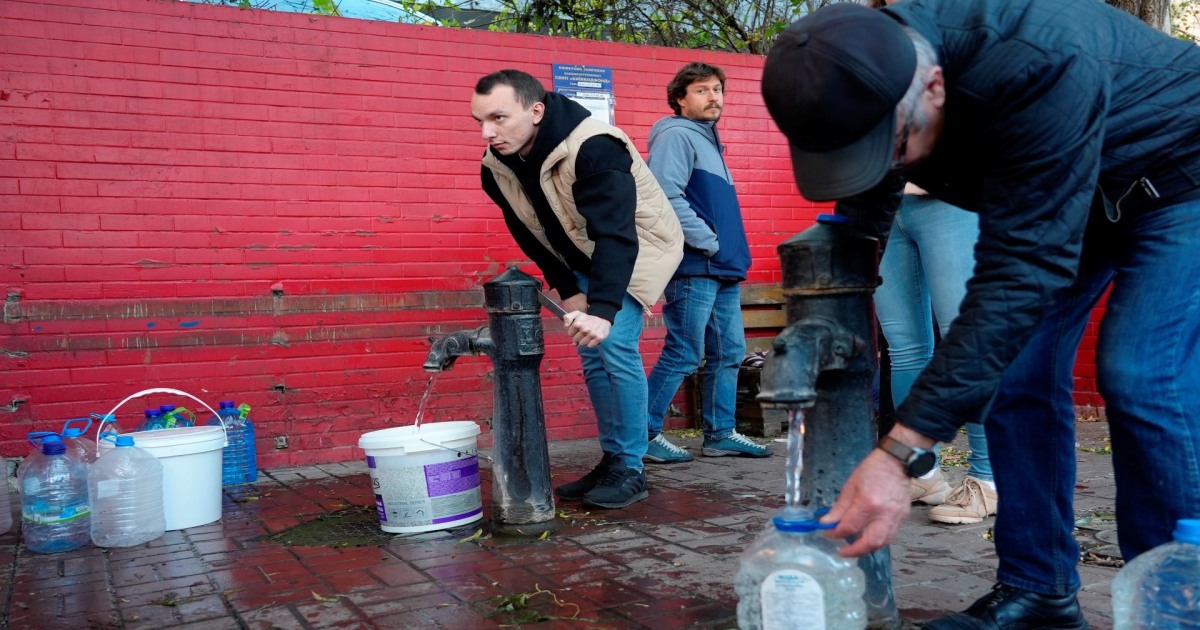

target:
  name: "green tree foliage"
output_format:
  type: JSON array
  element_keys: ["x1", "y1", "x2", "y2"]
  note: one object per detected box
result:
[{"x1": 402, "y1": 0, "x2": 849, "y2": 54}]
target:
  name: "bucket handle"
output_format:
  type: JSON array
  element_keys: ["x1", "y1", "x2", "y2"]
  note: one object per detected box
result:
[{"x1": 96, "y1": 388, "x2": 229, "y2": 457}]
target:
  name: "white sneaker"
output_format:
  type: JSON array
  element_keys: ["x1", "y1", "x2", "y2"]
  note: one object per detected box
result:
[
  {"x1": 910, "y1": 468, "x2": 952, "y2": 505},
  {"x1": 929, "y1": 477, "x2": 998, "y2": 524}
]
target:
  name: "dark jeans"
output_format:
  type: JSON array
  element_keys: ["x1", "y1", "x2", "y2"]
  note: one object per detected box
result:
[{"x1": 987, "y1": 198, "x2": 1200, "y2": 596}]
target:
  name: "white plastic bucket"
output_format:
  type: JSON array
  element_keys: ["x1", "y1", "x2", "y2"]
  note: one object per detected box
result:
[
  {"x1": 358, "y1": 421, "x2": 483, "y2": 534},
  {"x1": 99, "y1": 426, "x2": 226, "y2": 531},
  {"x1": 97, "y1": 389, "x2": 228, "y2": 531}
]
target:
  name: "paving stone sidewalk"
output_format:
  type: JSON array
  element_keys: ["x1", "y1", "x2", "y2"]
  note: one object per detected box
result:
[{"x1": 0, "y1": 420, "x2": 1120, "y2": 629}]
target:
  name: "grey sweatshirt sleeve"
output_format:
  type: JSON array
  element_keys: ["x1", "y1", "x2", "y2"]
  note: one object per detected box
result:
[{"x1": 648, "y1": 128, "x2": 720, "y2": 257}]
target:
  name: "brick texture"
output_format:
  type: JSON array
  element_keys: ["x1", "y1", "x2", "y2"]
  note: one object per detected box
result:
[{"x1": 0, "y1": 0, "x2": 1102, "y2": 466}]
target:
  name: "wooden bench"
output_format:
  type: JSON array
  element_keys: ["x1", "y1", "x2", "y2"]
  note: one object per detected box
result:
[{"x1": 686, "y1": 283, "x2": 789, "y2": 438}]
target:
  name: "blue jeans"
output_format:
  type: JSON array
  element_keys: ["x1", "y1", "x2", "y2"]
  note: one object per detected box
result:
[
  {"x1": 987, "y1": 198, "x2": 1200, "y2": 596},
  {"x1": 646, "y1": 277, "x2": 746, "y2": 440},
  {"x1": 876, "y1": 196, "x2": 992, "y2": 480},
  {"x1": 573, "y1": 273, "x2": 649, "y2": 471}
]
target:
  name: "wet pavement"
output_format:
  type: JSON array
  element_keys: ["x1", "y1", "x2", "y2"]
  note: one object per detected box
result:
[{"x1": 0, "y1": 420, "x2": 1121, "y2": 629}]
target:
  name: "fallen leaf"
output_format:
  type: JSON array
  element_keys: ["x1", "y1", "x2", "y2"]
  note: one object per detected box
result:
[
  {"x1": 311, "y1": 591, "x2": 341, "y2": 603},
  {"x1": 458, "y1": 528, "x2": 484, "y2": 544}
]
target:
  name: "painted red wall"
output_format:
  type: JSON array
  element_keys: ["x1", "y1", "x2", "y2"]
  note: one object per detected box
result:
[{"x1": 0, "y1": 0, "x2": 1101, "y2": 467}]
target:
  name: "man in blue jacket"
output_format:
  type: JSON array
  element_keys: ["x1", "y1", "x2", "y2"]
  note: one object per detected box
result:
[
  {"x1": 761, "y1": 1, "x2": 1200, "y2": 627},
  {"x1": 643, "y1": 63, "x2": 771, "y2": 463}
]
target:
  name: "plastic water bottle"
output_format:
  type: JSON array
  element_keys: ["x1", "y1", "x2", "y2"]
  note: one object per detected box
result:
[
  {"x1": 89, "y1": 433, "x2": 165, "y2": 548},
  {"x1": 90, "y1": 413, "x2": 120, "y2": 436},
  {"x1": 61, "y1": 417, "x2": 98, "y2": 465},
  {"x1": 209, "y1": 401, "x2": 257, "y2": 485},
  {"x1": 20, "y1": 434, "x2": 91, "y2": 554},
  {"x1": 735, "y1": 506, "x2": 866, "y2": 630},
  {"x1": 159, "y1": 405, "x2": 195, "y2": 428},
  {"x1": 140, "y1": 408, "x2": 164, "y2": 431},
  {"x1": 0, "y1": 472, "x2": 12, "y2": 535},
  {"x1": 16, "y1": 431, "x2": 56, "y2": 491},
  {"x1": 1112, "y1": 518, "x2": 1200, "y2": 629}
]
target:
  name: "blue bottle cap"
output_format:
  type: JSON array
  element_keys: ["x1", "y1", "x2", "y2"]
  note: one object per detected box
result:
[
  {"x1": 114, "y1": 435, "x2": 135, "y2": 447},
  {"x1": 62, "y1": 427, "x2": 85, "y2": 438},
  {"x1": 1175, "y1": 519, "x2": 1200, "y2": 544},
  {"x1": 145, "y1": 409, "x2": 160, "y2": 417},
  {"x1": 41, "y1": 434, "x2": 66, "y2": 455},
  {"x1": 816, "y1": 213, "x2": 848, "y2": 224},
  {"x1": 160, "y1": 405, "x2": 176, "y2": 412},
  {"x1": 772, "y1": 506, "x2": 837, "y2": 532},
  {"x1": 220, "y1": 401, "x2": 235, "y2": 408}
]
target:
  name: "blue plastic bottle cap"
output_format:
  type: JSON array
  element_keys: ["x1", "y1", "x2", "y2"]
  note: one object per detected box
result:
[
  {"x1": 816, "y1": 213, "x2": 848, "y2": 224},
  {"x1": 114, "y1": 435, "x2": 135, "y2": 447},
  {"x1": 772, "y1": 506, "x2": 837, "y2": 532},
  {"x1": 42, "y1": 435, "x2": 66, "y2": 455},
  {"x1": 220, "y1": 401, "x2": 235, "y2": 408},
  {"x1": 62, "y1": 428, "x2": 84, "y2": 438},
  {"x1": 1174, "y1": 518, "x2": 1200, "y2": 544}
]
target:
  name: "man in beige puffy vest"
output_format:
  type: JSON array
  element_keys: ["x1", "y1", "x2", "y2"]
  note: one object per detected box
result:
[{"x1": 471, "y1": 69, "x2": 683, "y2": 509}]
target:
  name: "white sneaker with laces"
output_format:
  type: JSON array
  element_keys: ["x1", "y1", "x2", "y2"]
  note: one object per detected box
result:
[
  {"x1": 910, "y1": 468, "x2": 952, "y2": 505},
  {"x1": 929, "y1": 477, "x2": 998, "y2": 524}
]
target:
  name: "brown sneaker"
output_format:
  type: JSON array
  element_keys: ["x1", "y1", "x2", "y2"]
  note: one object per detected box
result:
[
  {"x1": 910, "y1": 468, "x2": 951, "y2": 505},
  {"x1": 929, "y1": 477, "x2": 998, "y2": 524}
]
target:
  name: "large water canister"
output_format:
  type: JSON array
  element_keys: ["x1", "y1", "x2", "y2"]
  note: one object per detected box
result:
[
  {"x1": 89, "y1": 433, "x2": 165, "y2": 548},
  {"x1": 20, "y1": 434, "x2": 91, "y2": 554}
]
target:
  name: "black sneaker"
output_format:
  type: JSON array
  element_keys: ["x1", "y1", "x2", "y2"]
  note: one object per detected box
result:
[
  {"x1": 554, "y1": 453, "x2": 616, "y2": 501},
  {"x1": 921, "y1": 583, "x2": 1088, "y2": 629},
  {"x1": 581, "y1": 461, "x2": 648, "y2": 509}
]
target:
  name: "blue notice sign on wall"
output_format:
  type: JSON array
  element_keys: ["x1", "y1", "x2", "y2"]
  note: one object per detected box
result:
[{"x1": 552, "y1": 64, "x2": 615, "y2": 125}]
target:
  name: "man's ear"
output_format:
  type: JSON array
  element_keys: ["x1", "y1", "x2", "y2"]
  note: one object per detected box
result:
[
  {"x1": 531, "y1": 101, "x2": 545, "y2": 126},
  {"x1": 926, "y1": 66, "x2": 946, "y2": 109}
]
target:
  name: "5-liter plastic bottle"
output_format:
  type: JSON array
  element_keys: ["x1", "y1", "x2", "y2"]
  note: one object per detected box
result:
[
  {"x1": 20, "y1": 434, "x2": 91, "y2": 553},
  {"x1": 735, "y1": 506, "x2": 866, "y2": 630},
  {"x1": 209, "y1": 401, "x2": 257, "y2": 485},
  {"x1": 0, "y1": 471, "x2": 11, "y2": 535},
  {"x1": 89, "y1": 432, "x2": 165, "y2": 548},
  {"x1": 1112, "y1": 518, "x2": 1200, "y2": 629},
  {"x1": 61, "y1": 417, "x2": 98, "y2": 465},
  {"x1": 16, "y1": 431, "x2": 57, "y2": 491}
]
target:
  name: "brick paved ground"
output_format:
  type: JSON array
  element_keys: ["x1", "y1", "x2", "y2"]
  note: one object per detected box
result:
[{"x1": 0, "y1": 420, "x2": 1119, "y2": 629}]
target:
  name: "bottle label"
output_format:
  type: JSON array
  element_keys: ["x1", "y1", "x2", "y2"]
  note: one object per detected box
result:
[
  {"x1": 761, "y1": 569, "x2": 825, "y2": 630},
  {"x1": 22, "y1": 501, "x2": 91, "y2": 525}
]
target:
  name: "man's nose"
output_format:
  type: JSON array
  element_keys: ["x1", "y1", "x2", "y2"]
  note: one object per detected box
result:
[{"x1": 481, "y1": 124, "x2": 496, "y2": 139}]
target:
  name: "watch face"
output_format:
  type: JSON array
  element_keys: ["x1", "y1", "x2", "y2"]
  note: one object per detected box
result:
[{"x1": 910, "y1": 450, "x2": 938, "y2": 477}]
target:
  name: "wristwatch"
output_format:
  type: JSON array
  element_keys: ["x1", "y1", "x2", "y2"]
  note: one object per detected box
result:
[{"x1": 877, "y1": 435, "x2": 937, "y2": 478}]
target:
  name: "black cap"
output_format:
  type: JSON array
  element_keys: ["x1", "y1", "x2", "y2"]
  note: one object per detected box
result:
[{"x1": 762, "y1": 4, "x2": 916, "y2": 201}]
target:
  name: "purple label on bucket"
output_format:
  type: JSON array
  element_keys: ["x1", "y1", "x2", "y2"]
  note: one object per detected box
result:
[
  {"x1": 367, "y1": 456, "x2": 376, "y2": 468},
  {"x1": 432, "y1": 506, "x2": 482, "y2": 525},
  {"x1": 424, "y1": 457, "x2": 479, "y2": 498},
  {"x1": 375, "y1": 495, "x2": 386, "y2": 521}
]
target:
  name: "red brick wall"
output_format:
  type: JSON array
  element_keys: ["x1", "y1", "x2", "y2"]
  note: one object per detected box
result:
[{"x1": 0, "y1": 0, "x2": 1101, "y2": 467}]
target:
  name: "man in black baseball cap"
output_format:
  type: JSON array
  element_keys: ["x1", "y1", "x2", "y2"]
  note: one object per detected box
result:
[
  {"x1": 761, "y1": 3, "x2": 916, "y2": 201},
  {"x1": 761, "y1": 1, "x2": 1200, "y2": 628}
]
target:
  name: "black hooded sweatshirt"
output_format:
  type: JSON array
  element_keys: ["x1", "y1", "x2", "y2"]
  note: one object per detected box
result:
[{"x1": 480, "y1": 93, "x2": 639, "y2": 323}]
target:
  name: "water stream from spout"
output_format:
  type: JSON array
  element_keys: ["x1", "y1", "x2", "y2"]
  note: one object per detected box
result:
[
  {"x1": 413, "y1": 374, "x2": 437, "y2": 429},
  {"x1": 784, "y1": 408, "x2": 806, "y2": 506}
]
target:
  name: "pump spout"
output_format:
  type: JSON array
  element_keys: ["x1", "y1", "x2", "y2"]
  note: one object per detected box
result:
[
  {"x1": 423, "y1": 326, "x2": 492, "y2": 372},
  {"x1": 757, "y1": 317, "x2": 860, "y2": 410}
]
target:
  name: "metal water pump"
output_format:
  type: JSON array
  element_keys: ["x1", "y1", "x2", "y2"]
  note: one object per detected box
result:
[
  {"x1": 757, "y1": 214, "x2": 900, "y2": 629},
  {"x1": 423, "y1": 267, "x2": 557, "y2": 536}
]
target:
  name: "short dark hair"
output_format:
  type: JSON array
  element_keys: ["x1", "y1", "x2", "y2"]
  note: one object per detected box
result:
[
  {"x1": 475, "y1": 69, "x2": 547, "y2": 108},
  {"x1": 666, "y1": 62, "x2": 726, "y2": 115}
]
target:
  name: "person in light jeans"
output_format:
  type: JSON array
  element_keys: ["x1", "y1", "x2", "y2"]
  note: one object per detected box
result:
[
  {"x1": 643, "y1": 62, "x2": 771, "y2": 463},
  {"x1": 876, "y1": 185, "x2": 995, "y2": 524}
]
